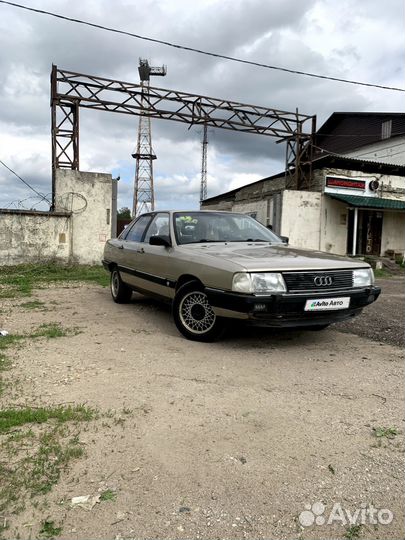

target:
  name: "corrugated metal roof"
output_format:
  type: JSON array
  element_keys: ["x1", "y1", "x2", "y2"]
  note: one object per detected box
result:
[
  {"x1": 327, "y1": 194, "x2": 405, "y2": 210},
  {"x1": 312, "y1": 153, "x2": 405, "y2": 171},
  {"x1": 315, "y1": 112, "x2": 405, "y2": 155}
]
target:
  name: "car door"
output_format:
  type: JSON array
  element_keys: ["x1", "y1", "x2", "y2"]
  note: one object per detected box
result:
[
  {"x1": 119, "y1": 214, "x2": 153, "y2": 288},
  {"x1": 135, "y1": 212, "x2": 174, "y2": 299}
]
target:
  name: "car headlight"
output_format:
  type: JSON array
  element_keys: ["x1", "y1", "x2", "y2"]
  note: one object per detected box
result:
[
  {"x1": 353, "y1": 268, "x2": 374, "y2": 287},
  {"x1": 232, "y1": 272, "x2": 287, "y2": 294}
]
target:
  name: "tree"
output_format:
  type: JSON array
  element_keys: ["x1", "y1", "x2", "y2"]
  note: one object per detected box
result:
[{"x1": 117, "y1": 207, "x2": 131, "y2": 219}]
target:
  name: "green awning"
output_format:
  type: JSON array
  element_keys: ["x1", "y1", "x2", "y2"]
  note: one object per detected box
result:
[{"x1": 327, "y1": 193, "x2": 405, "y2": 210}]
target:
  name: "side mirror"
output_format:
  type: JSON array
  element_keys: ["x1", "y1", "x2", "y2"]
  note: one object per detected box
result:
[
  {"x1": 149, "y1": 235, "x2": 172, "y2": 247},
  {"x1": 280, "y1": 235, "x2": 289, "y2": 244}
]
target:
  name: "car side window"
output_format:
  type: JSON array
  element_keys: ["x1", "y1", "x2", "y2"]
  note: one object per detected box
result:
[
  {"x1": 144, "y1": 213, "x2": 170, "y2": 243},
  {"x1": 125, "y1": 215, "x2": 152, "y2": 242}
]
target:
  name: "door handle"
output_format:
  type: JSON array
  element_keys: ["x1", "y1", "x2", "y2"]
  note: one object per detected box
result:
[{"x1": 136, "y1": 248, "x2": 145, "y2": 254}]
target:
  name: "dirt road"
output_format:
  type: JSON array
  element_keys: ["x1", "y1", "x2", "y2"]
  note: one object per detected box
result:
[{"x1": 0, "y1": 281, "x2": 404, "y2": 540}]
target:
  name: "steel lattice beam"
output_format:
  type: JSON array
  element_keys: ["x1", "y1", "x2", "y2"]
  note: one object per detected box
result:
[{"x1": 50, "y1": 65, "x2": 316, "y2": 208}]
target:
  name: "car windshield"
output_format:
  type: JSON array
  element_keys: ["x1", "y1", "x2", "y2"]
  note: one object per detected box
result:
[{"x1": 174, "y1": 212, "x2": 283, "y2": 245}]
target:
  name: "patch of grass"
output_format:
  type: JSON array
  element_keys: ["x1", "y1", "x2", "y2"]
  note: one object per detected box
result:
[
  {"x1": 344, "y1": 524, "x2": 362, "y2": 539},
  {"x1": 0, "y1": 404, "x2": 96, "y2": 434},
  {"x1": 100, "y1": 488, "x2": 116, "y2": 502},
  {"x1": 30, "y1": 429, "x2": 84, "y2": 495},
  {"x1": 0, "y1": 334, "x2": 25, "y2": 394},
  {"x1": 0, "y1": 407, "x2": 96, "y2": 514},
  {"x1": 372, "y1": 426, "x2": 398, "y2": 439},
  {"x1": 0, "y1": 324, "x2": 79, "y2": 395},
  {"x1": 29, "y1": 323, "x2": 80, "y2": 339},
  {"x1": 374, "y1": 269, "x2": 391, "y2": 278},
  {"x1": 19, "y1": 300, "x2": 47, "y2": 310},
  {"x1": 0, "y1": 333, "x2": 25, "y2": 353},
  {"x1": 0, "y1": 353, "x2": 11, "y2": 372},
  {"x1": 0, "y1": 263, "x2": 109, "y2": 299},
  {"x1": 39, "y1": 519, "x2": 62, "y2": 539}
]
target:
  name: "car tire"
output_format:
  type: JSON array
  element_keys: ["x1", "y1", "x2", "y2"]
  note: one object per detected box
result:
[
  {"x1": 110, "y1": 268, "x2": 132, "y2": 303},
  {"x1": 173, "y1": 281, "x2": 225, "y2": 342}
]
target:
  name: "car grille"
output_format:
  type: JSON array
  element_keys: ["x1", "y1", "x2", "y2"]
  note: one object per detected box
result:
[{"x1": 282, "y1": 270, "x2": 353, "y2": 292}]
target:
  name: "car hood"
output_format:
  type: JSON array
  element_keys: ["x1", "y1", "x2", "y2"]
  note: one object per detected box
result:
[{"x1": 179, "y1": 243, "x2": 369, "y2": 272}]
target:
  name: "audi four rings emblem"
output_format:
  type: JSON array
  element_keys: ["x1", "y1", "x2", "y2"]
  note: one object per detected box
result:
[{"x1": 314, "y1": 276, "x2": 333, "y2": 286}]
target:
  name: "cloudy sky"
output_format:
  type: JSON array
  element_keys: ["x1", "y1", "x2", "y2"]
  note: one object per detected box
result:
[{"x1": 0, "y1": 0, "x2": 403, "y2": 213}]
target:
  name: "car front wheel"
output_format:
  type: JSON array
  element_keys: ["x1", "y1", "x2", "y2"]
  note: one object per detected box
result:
[
  {"x1": 173, "y1": 282, "x2": 225, "y2": 342},
  {"x1": 110, "y1": 268, "x2": 132, "y2": 303}
]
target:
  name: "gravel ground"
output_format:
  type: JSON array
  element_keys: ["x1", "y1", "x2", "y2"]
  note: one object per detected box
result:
[
  {"x1": 336, "y1": 277, "x2": 405, "y2": 347},
  {"x1": 0, "y1": 280, "x2": 404, "y2": 540}
]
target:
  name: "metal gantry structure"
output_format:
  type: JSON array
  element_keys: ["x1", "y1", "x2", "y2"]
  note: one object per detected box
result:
[
  {"x1": 200, "y1": 121, "x2": 208, "y2": 204},
  {"x1": 132, "y1": 59, "x2": 166, "y2": 217},
  {"x1": 50, "y1": 65, "x2": 316, "y2": 210}
]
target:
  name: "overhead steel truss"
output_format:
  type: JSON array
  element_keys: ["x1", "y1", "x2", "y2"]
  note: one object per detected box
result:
[{"x1": 50, "y1": 65, "x2": 316, "y2": 208}]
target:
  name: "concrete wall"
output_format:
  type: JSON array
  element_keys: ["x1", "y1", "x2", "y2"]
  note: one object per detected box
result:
[
  {"x1": 0, "y1": 210, "x2": 71, "y2": 265},
  {"x1": 320, "y1": 196, "x2": 349, "y2": 255},
  {"x1": 280, "y1": 191, "x2": 322, "y2": 250},
  {"x1": 233, "y1": 200, "x2": 268, "y2": 225},
  {"x1": 0, "y1": 170, "x2": 114, "y2": 266},
  {"x1": 55, "y1": 170, "x2": 113, "y2": 265},
  {"x1": 381, "y1": 212, "x2": 405, "y2": 254}
]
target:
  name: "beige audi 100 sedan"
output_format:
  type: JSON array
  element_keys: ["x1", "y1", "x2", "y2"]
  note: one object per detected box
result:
[{"x1": 103, "y1": 210, "x2": 380, "y2": 341}]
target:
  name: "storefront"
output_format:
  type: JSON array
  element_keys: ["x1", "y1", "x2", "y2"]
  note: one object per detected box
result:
[
  {"x1": 325, "y1": 176, "x2": 405, "y2": 256},
  {"x1": 202, "y1": 159, "x2": 405, "y2": 258}
]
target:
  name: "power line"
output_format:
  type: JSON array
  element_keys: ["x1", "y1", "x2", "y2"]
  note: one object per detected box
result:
[
  {"x1": 0, "y1": 158, "x2": 51, "y2": 204},
  {"x1": 1, "y1": 0, "x2": 404, "y2": 93}
]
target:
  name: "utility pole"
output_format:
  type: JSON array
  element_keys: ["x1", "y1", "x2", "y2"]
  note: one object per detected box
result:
[
  {"x1": 132, "y1": 59, "x2": 166, "y2": 217},
  {"x1": 200, "y1": 120, "x2": 208, "y2": 206}
]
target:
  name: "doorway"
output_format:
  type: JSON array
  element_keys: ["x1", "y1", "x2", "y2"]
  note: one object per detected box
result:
[{"x1": 347, "y1": 209, "x2": 383, "y2": 255}]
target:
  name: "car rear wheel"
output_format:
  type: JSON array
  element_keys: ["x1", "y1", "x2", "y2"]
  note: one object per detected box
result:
[
  {"x1": 173, "y1": 282, "x2": 225, "y2": 342},
  {"x1": 110, "y1": 268, "x2": 132, "y2": 303}
]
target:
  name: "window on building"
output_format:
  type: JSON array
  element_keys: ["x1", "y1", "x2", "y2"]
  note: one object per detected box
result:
[{"x1": 381, "y1": 120, "x2": 392, "y2": 140}]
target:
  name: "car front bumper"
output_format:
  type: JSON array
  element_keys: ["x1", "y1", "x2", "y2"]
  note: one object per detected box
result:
[{"x1": 205, "y1": 286, "x2": 381, "y2": 327}]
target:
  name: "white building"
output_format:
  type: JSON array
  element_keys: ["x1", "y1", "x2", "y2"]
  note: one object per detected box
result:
[{"x1": 202, "y1": 113, "x2": 405, "y2": 259}]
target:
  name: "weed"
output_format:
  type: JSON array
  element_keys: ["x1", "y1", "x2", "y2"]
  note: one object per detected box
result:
[
  {"x1": 100, "y1": 489, "x2": 116, "y2": 502},
  {"x1": 39, "y1": 520, "x2": 62, "y2": 538},
  {"x1": 344, "y1": 524, "x2": 362, "y2": 539},
  {"x1": 114, "y1": 416, "x2": 126, "y2": 427},
  {"x1": 372, "y1": 426, "x2": 398, "y2": 439}
]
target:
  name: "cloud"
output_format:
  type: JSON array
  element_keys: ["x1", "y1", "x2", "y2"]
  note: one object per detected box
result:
[{"x1": 0, "y1": 0, "x2": 403, "y2": 211}]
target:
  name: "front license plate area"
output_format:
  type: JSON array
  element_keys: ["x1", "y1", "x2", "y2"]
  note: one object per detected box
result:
[{"x1": 304, "y1": 297, "x2": 350, "y2": 311}]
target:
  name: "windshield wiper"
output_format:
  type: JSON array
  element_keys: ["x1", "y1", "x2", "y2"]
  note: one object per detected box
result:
[
  {"x1": 182, "y1": 239, "x2": 222, "y2": 244},
  {"x1": 228, "y1": 238, "x2": 270, "y2": 243}
]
